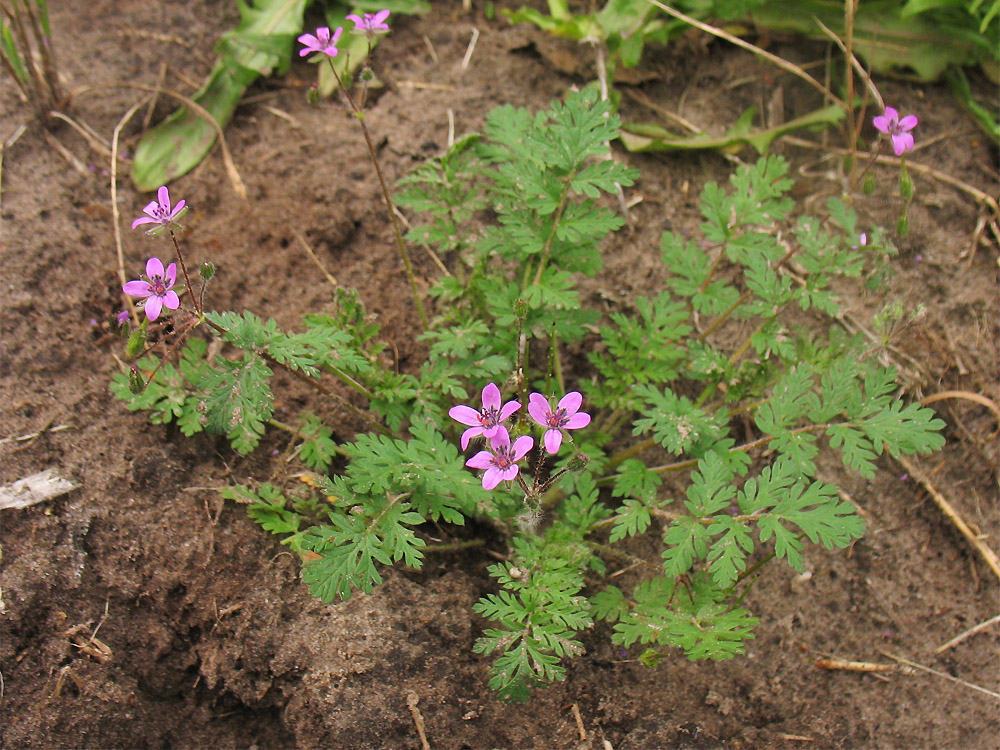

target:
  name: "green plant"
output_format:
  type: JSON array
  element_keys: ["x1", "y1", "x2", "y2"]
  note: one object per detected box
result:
[{"x1": 113, "y1": 86, "x2": 945, "y2": 702}]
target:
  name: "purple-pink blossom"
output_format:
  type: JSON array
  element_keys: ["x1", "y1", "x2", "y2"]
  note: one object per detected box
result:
[
  {"x1": 449, "y1": 383, "x2": 520, "y2": 450},
  {"x1": 298, "y1": 26, "x2": 343, "y2": 57},
  {"x1": 528, "y1": 391, "x2": 591, "y2": 454},
  {"x1": 346, "y1": 10, "x2": 390, "y2": 34},
  {"x1": 873, "y1": 107, "x2": 918, "y2": 156},
  {"x1": 465, "y1": 426, "x2": 533, "y2": 490},
  {"x1": 132, "y1": 186, "x2": 186, "y2": 231},
  {"x1": 123, "y1": 257, "x2": 180, "y2": 322}
]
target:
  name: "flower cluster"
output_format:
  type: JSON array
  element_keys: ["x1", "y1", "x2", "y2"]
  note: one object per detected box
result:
[
  {"x1": 451, "y1": 383, "x2": 591, "y2": 489},
  {"x1": 873, "y1": 106, "x2": 918, "y2": 156},
  {"x1": 122, "y1": 185, "x2": 188, "y2": 322},
  {"x1": 298, "y1": 11, "x2": 390, "y2": 59}
]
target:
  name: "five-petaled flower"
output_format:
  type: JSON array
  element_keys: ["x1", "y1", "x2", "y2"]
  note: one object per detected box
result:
[
  {"x1": 465, "y1": 427, "x2": 534, "y2": 490},
  {"x1": 346, "y1": 10, "x2": 390, "y2": 34},
  {"x1": 873, "y1": 107, "x2": 918, "y2": 156},
  {"x1": 123, "y1": 257, "x2": 180, "y2": 322},
  {"x1": 528, "y1": 391, "x2": 591, "y2": 454},
  {"x1": 298, "y1": 26, "x2": 343, "y2": 57},
  {"x1": 449, "y1": 383, "x2": 520, "y2": 450},
  {"x1": 131, "y1": 186, "x2": 186, "y2": 231}
]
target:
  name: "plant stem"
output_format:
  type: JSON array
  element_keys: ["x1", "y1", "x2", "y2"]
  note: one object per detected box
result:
[
  {"x1": 169, "y1": 229, "x2": 201, "y2": 315},
  {"x1": 326, "y1": 58, "x2": 428, "y2": 330},
  {"x1": 529, "y1": 179, "x2": 573, "y2": 287}
]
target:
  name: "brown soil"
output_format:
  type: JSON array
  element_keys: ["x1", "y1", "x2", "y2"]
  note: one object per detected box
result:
[{"x1": 2, "y1": 1, "x2": 998, "y2": 748}]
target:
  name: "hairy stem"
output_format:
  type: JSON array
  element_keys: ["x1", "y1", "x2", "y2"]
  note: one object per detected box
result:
[{"x1": 326, "y1": 58, "x2": 428, "y2": 330}]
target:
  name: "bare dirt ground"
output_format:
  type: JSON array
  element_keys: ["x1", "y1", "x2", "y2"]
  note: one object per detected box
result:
[{"x1": 1, "y1": 1, "x2": 998, "y2": 748}]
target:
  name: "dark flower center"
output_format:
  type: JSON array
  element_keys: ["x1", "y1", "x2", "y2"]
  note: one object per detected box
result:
[
  {"x1": 479, "y1": 406, "x2": 500, "y2": 428},
  {"x1": 546, "y1": 408, "x2": 566, "y2": 429}
]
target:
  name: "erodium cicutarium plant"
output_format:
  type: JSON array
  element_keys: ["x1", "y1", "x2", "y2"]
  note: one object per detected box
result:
[{"x1": 112, "y1": 18, "x2": 946, "y2": 702}]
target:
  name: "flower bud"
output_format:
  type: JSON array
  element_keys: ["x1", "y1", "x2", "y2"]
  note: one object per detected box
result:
[
  {"x1": 125, "y1": 329, "x2": 146, "y2": 359},
  {"x1": 513, "y1": 298, "x2": 529, "y2": 320},
  {"x1": 862, "y1": 173, "x2": 876, "y2": 195},
  {"x1": 306, "y1": 82, "x2": 320, "y2": 105},
  {"x1": 200, "y1": 261, "x2": 216, "y2": 281},
  {"x1": 896, "y1": 214, "x2": 909, "y2": 236},
  {"x1": 128, "y1": 366, "x2": 146, "y2": 394},
  {"x1": 568, "y1": 452, "x2": 589, "y2": 472},
  {"x1": 899, "y1": 171, "x2": 914, "y2": 199}
]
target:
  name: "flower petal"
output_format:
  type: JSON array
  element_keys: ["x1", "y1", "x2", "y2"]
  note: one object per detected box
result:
[
  {"x1": 374, "y1": 10, "x2": 391, "y2": 23},
  {"x1": 460, "y1": 426, "x2": 481, "y2": 450},
  {"x1": 145, "y1": 295, "x2": 163, "y2": 321},
  {"x1": 557, "y1": 391, "x2": 583, "y2": 414},
  {"x1": 882, "y1": 106, "x2": 898, "y2": 123},
  {"x1": 346, "y1": 14, "x2": 362, "y2": 26},
  {"x1": 131, "y1": 216, "x2": 156, "y2": 228},
  {"x1": 481, "y1": 382, "x2": 501, "y2": 410},
  {"x1": 330, "y1": 26, "x2": 343, "y2": 44},
  {"x1": 872, "y1": 115, "x2": 889, "y2": 134},
  {"x1": 527, "y1": 394, "x2": 550, "y2": 426},
  {"x1": 146, "y1": 257, "x2": 164, "y2": 278},
  {"x1": 544, "y1": 429, "x2": 562, "y2": 454},
  {"x1": 122, "y1": 280, "x2": 152, "y2": 297},
  {"x1": 564, "y1": 412, "x2": 591, "y2": 430},
  {"x1": 164, "y1": 262, "x2": 177, "y2": 286},
  {"x1": 497, "y1": 400, "x2": 521, "y2": 422},
  {"x1": 449, "y1": 404, "x2": 482, "y2": 426},
  {"x1": 481, "y1": 468, "x2": 503, "y2": 490},
  {"x1": 466, "y1": 451, "x2": 494, "y2": 470},
  {"x1": 157, "y1": 186, "x2": 170, "y2": 213},
  {"x1": 511, "y1": 435, "x2": 534, "y2": 461},
  {"x1": 489, "y1": 426, "x2": 511, "y2": 451},
  {"x1": 898, "y1": 115, "x2": 918, "y2": 131},
  {"x1": 169, "y1": 199, "x2": 186, "y2": 220},
  {"x1": 162, "y1": 291, "x2": 180, "y2": 310}
]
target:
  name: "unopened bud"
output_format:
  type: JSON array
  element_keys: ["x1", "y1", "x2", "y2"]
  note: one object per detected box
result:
[
  {"x1": 306, "y1": 82, "x2": 320, "y2": 105},
  {"x1": 513, "y1": 298, "x2": 529, "y2": 320},
  {"x1": 639, "y1": 648, "x2": 662, "y2": 667},
  {"x1": 125, "y1": 329, "x2": 146, "y2": 359},
  {"x1": 200, "y1": 261, "x2": 216, "y2": 281},
  {"x1": 128, "y1": 366, "x2": 146, "y2": 394},
  {"x1": 862, "y1": 173, "x2": 876, "y2": 195},
  {"x1": 898, "y1": 172, "x2": 913, "y2": 199},
  {"x1": 896, "y1": 215, "x2": 909, "y2": 236},
  {"x1": 568, "y1": 452, "x2": 589, "y2": 472}
]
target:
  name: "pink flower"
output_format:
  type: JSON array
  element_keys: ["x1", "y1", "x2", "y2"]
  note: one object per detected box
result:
[
  {"x1": 298, "y1": 26, "x2": 343, "y2": 57},
  {"x1": 131, "y1": 186, "x2": 186, "y2": 231},
  {"x1": 466, "y1": 427, "x2": 534, "y2": 490},
  {"x1": 346, "y1": 10, "x2": 390, "y2": 34},
  {"x1": 449, "y1": 383, "x2": 521, "y2": 450},
  {"x1": 123, "y1": 257, "x2": 180, "y2": 322},
  {"x1": 873, "y1": 107, "x2": 918, "y2": 156},
  {"x1": 528, "y1": 391, "x2": 591, "y2": 454}
]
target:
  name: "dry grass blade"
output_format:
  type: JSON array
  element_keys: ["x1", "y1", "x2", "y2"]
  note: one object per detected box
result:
[
  {"x1": 935, "y1": 614, "x2": 1000, "y2": 654},
  {"x1": 880, "y1": 650, "x2": 1000, "y2": 700},
  {"x1": 111, "y1": 99, "x2": 149, "y2": 298},
  {"x1": 896, "y1": 454, "x2": 1000, "y2": 582},
  {"x1": 644, "y1": 0, "x2": 845, "y2": 110},
  {"x1": 920, "y1": 390, "x2": 1000, "y2": 440}
]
